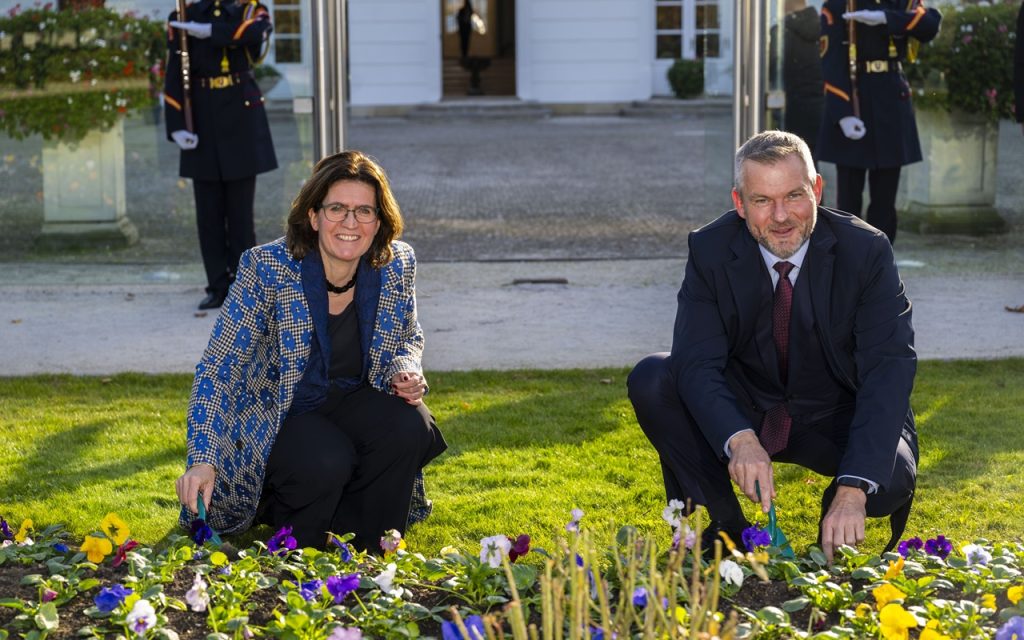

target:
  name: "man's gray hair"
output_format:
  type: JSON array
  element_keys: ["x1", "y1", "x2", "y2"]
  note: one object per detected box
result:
[{"x1": 734, "y1": 130, "x2": 816, "y2": 195}]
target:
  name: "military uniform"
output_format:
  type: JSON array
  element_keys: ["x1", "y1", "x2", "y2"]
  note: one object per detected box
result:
[
  {"x1": 164, "y1": 0, "x2": 278, "y2": 306},
  {"x1": 816, "y1": 0, "x2": 940, "y2": 243}
]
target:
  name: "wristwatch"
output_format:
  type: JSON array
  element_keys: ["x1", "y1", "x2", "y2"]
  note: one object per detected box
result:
[{"x1": 837, "y1": 477, "x2": 871, "y2": 493}]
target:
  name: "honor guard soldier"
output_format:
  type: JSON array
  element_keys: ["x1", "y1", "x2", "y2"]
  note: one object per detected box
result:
[
  {"x1": 164, "y1": 0, "x2": 278, "y2": 309},
  {"x1": 816, "y1": 0, "x2": 941, "y2": 244}
]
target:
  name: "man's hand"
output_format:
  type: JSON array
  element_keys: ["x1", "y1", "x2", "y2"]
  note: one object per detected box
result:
[
  {"x1": 842, "y1": 9, "x2": 887, "y2": 26},
  {"x1": 176, "y1": 463, "x2": 216, "y2": 515},
  {"x1": 727, "y1": 431, "x2": 775, "y2": 514},
  {"x1": 839, "y1": 116, "x2": 867, "y2": 140},
  {"x1": 391, "y1": 371, "x2": 426, "y2": 406},
  {"x1": 171, "y1": 130, "x2": 199, "y2": 150},
  {"x1": 169, "y1": 20, "x2": 212, "y2": 39},
  {"x1": 820, "y1": 485, "x2": 867, "y2": 563}
]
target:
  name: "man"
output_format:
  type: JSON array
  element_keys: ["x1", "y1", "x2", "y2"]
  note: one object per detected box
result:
[
  {"x1": 164, "y1": 0, "x2": 278, "y2": 309},
  {"x1": 628, "y1": 131, "x2": 917, "y2": 563},
  {"x1": 816, "y1": 0, "x2": 941, "y2": 244}
]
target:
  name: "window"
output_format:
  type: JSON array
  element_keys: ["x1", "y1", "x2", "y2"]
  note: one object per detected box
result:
[
  {"x1": 273, "y1": 0, "x2": 301, "y2": 64},
  {"x1": 655, "y1": 0, "x2": 721, "y2": 60}
]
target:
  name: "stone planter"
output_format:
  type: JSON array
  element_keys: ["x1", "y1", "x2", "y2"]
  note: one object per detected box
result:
[
  {"x1": 38, "y1": 118, "x2": 138, "y2": 249},
  {"x1": 899, "y1": 107, "x2": 1007, "y2": 235}
]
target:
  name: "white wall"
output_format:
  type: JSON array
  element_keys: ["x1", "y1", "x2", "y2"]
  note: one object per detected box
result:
[
  {"x1": 347, "y1": 0, "x2": 441, "y2": 105},
  {"x1": 517, "y1": 0, "x2": 651, "y2": 103}
]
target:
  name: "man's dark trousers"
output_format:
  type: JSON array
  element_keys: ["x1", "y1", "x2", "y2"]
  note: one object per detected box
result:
[
  {"x1": 627, "y1": 353, "x2": 917, "y2": 541},
  {"x1": 835, "y1": 166, "x2": 902, "y2": 245},
  {"x1": 193, "y1": 177, "x2": 257, "y2": 297}
]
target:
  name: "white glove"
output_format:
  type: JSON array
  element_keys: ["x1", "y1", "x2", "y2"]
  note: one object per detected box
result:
[
  {"x1": 842, "y1": 10, "x2": 887, "y2": 26},
  {"x1": 169, "y1": 20, "x2": 212, "y2": 39},
  {"x1": 839, "y1": 116, "x2": 866, "y2": 140},
  {"x1": 171, "y1": 129, "x2": 199, "y2": 150}
]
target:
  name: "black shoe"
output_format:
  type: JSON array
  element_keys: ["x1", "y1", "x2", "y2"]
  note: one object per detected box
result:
[
  {"x1": 700, "y1": 520, "x2": 749, "y2": 560},
  {"x1": 198, "y1": 291, "x2": 226, "y2": 310}
]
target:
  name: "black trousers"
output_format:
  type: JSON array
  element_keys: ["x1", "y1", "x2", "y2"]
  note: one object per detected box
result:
[
  {"x1": 627, "y1": 353, "x2": 916, "y2": 545},
  {"x1": 258, "y1": 385, "x2": 446, "y2": 551},
  {"x1": 835, "y1": 165, "x2": 902, "y2": 245},
  {"x1": 192, "y1": 177, "x2": 257, "y2": 295}
]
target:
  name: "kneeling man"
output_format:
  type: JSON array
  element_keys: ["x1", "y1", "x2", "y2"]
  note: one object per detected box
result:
[{"x1": 628, "y1": 131, "x2": 916, "y2": 562}]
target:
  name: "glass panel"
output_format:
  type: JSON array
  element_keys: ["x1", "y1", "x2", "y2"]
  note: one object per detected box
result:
[
  {"x1": 657, "y1": 35, "x2": 682, "y2": 59},
  {"x1": 275, "y1": 8, "x2": 301, "y2": 35},
  {"x1": 656, "y1": 6, "x2": 682, "y2": 30},
  {"x1": 275, "y1": 37, "x2": 302, "y2": 63},
  {"x1": 696, "y1": 5, "x2": 719, "y2": 29},
  {"x1": 696, "y1": 33, "x2": 720, "y2": 59}
]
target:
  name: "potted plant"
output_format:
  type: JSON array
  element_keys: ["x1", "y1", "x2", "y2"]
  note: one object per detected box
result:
[
  {"x1": 0, "y1": 4, "x2": 165, "y2": 247},
  {"x1": 899, "y1": 0, "x2": 1016, "y2": 234}
]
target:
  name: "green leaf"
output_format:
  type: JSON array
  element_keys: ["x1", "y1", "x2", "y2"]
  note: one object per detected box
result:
[
  {"x1": 851, "y1": 567, "x2": 879, "y2": 580},
  {"x1": 809, "y1": 548, "x2": 828, "y2": 567},
  {"x1": 20, "y1": 574, "x2": 44, "y2": 586},
  {"x1": 77, "y1": 578, "x2": 100, "y2": 592},
  {"x1": 34, "y1": 602, "x2": 59, "y2": 632},
  {"x1": 755, "y1": 606, "x2": 790, "y2": 624},
  {"x1": 781, "y1": 597, "x2": 810, "y2": 612},
  {"x1": 616, "y1": 525, "x2": 639, "y2": 546},
  {"x1": 484, "y1": 594, "x2": 509, "y2": 605},
  {"x1": 0, "y1": 598, "x2": 28, "y2": 612},
  {"x1": 205, "y1": 634, "x2": 231, "y2": 640}
]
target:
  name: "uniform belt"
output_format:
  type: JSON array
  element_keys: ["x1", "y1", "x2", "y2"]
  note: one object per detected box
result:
[
  {"x1": 196, "y1": 71, "x2": 251, "y2": 89},
  {"x1": 859, "y1": 59, "x2": 901, "y2": 74}
]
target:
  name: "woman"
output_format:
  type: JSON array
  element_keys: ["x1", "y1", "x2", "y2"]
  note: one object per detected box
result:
[{"x1": 174, "y1": 151, "x2": 446, "y2": 550}]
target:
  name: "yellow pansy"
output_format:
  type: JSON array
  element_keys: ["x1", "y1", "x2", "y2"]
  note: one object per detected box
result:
[
  {"x1": 981, "y1": 593, "x2": 996, "y2": 609},
  {"x1": 920, "y1": 619, "x2": 950, "y2": 640},
  {"x1": 210, "y1": 551, "x2": 228, "y2": 566},
  {"x1": 873, "y1": 583, "x2": 907, "y2": 610},
  {"x1": 100, "y1": 513, "x2": 130, "y2": 546},
  {"x1": 15, "y1": 519, "x2": 33, "y2": 543},
  {"x1": 855, "y1": 603, "x2": 873, "y2": 619},
  {"x1": 879, "y1": 603, "x2": 917, "y2": 640},
  {"x1": 1008, "y1": 585, "x2": 1023, "y2": 605},
  {"x1": 81, "y1": 535, "x2": 113, "y2": 563},
  {"x1": 884, "y1": 556, "x2": 905, "y2": 580}
]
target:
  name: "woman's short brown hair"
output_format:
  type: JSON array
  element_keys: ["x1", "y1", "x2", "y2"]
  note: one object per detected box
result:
[{"x1": 285, "y1": 150, "x2": 404, "y2": 268}]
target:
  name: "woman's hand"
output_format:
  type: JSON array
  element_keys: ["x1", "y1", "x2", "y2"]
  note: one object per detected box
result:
[
  {"x1": 176, "y1": 463, "x2": 216, "y2": 515},
  {"x1": 391, "y1": 371, "x2": 427, "y2": 406}
]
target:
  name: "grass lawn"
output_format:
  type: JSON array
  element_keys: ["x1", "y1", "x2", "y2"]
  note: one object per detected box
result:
[{"x1": 1, "y1": 359, "x2": 1022, "y2": 557}]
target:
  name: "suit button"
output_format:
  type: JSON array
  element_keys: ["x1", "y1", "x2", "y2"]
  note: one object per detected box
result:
[
  {"x1": 235, "y1": 439, "x2": 244, "y2": 450},
  {"x1": 263, "y1": 397, "x2": 273, "y2": 409},
  {"x1": 244, "y1": 100, "x2": 250, "y2": 107}
]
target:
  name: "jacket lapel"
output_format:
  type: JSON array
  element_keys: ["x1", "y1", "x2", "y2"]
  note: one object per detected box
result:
[
  {"x1": 725, "y1": 226, "x2": 778, "y2": 380},
  {"x1": 807, "y1": 210, "x2": 837, "y2": 350},
  {"x1": 300, "y1": 250, "x2": 331, "y2": 373},
  {"x1": 355, "y1": 256, "x2": 382, "y2": 378}
]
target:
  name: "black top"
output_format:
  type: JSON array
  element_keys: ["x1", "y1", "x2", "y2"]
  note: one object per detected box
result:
[{"x1": 327, "y1": 302, "x2": 362, "y2": 380}]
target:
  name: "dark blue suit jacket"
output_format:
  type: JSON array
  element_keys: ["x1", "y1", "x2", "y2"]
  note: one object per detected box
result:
[{"x1": 668, "y1": 207, "x2": 917, "y2": 489}]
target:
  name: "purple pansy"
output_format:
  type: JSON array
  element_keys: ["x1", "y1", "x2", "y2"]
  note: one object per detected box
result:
[
  {"x1": 925, "y1": 535, "x2": 952, "y2": 559},
  {"x1": 329, "y1": 535, "x2": 354, "y2": 562},
  {"x1": 897, "y1": 537, "x2": 924, "y2": 557},
  {"x1": 298, "y1": 579, "x2": 323, "y2": 602},
  {"x1": 52, "y1": 542, "x2": 69, "y2": 554},
  {"x1": 442, "y1": 614, "x2": 485, "y2": 640},
  {"x1": 267, "y1": 526, "x2": 297, "y2": 554},
  {"x1": 326, "y1": 573, "x2": 360, "y2": 604},
  {"x1": 996, "y1": 616, "x2": 1024, "y2": 640},
  {"x1": 0, "y1": 517, "x2": 12, "y2": 539},
  {"x1": 741, "y1": 525, "x2": 771, "y2": 552},
  {"x1": 508, "y1": 534, "x2": 530, "y2": 563},
  {"x1": 632, "y1": 587, "x2": 648, "y2": 608},
  {"x1": 94, "y1": 584, "x2": 133, "y2": 613},
  {"x1": 191, "y1": 518, "x2": 214, "y2": 545}
]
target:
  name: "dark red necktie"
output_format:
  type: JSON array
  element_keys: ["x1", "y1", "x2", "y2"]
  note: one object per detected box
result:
[{"x1": 760, "y1": 261, "x2": 794, "y2": 455}]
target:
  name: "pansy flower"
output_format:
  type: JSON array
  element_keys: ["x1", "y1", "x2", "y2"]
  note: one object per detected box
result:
[
  {"x1": 1008, "y1": 585, "x2": 1023, "y2": 606},
  {"x1": 878, "y1": 603, "x2": 917, "y2": 640},
  {"x1": 373, "y1": 562, "x2": 402, "y2": 597},
  {"x1": 328, "y1": 627, "x2": 363, "y2": 640},
  {"x1": 94, "y1": 584, "x2": 133, "y2": 613},
  {"x1": 267, "y1": 526, "x2": 297, "y2": 554},
  {"x1": 380, "y1": 529, "x2": 404, "y2": 554},
  {"x1": 873, "y1": 583, "x2": 907, "y2": 610},
  {"x1": 741, "y1": 525, "x2": 771, "y2": 552},
  {"x1": 919, "y1": 619, "x2": 951, "y2": 640},
  {"x1": 52, "y1": 542, "x2": 69, "y2": 554},
  {"x1": 884, "y1": 556, "x2": 905, "y2": 580},
  {"x1": 81, "y1": 535, "x2": 113, "y2": 563},
  {"x1": 632, "y1": 586, "x2": 648, "y2": 608},
  {"x1": 0, "y1": 516, "x2": 13, "y2": 539},
  {"x1": 185, "y1": 573, "x2": 209, "y2": 612},
  {"x1": 996, "y1": 616, "x2": 1024, "y2": 640},
  {"x1": 100, "y1": 513, "x2": 130, "y2": 546},
  {"x1": 507, "y1": 534, "x2": 530, "y2": 562},
  {"x1": 328, "y1": 534, "x2": 353, "y2": 562},
  {"x1": 479, "y1": 535, "x2": 511, "y2": 568},
  {"x1": 15, "y1": 519, "x2": 33, "y2": 544},
  {"x1": 718, "y1": 559, "x2": 744, "y2": 587},
  {"x1": 41, "y1": 588, "x2": 58, "y2": 603},
  {"x1": 190, "y1": 518, "x2": 214, "y2": 545},
  {"x1": 661, "y1": 499, "x2": 686, "y2": 528},
  {"x1": 326, "y1": 573, "x2": 360, "y2": 604},
  {"x1": 897, "y1": 537, "x2": 923, "y2": 557},
  {"x1": 925, "y1": 535, "x2": 952, "y2": 559},
  {"x1": 112, "y1": 540, "x2": 139, "y2": 568},
  {"x1": 962, "y1": 543, "x2": 992, "y2": 566},
  {"x1": 298, "y1": 579, "x2": 323, "y2": 602},
  {"x1": 565, "y1": 508, "x2": 584, "y2": 533},
  {"x1": 442, "y1": 614, "x2": 485, "y2": 640},
  {"x1": 126, "y1": 599, "x2": 156, "y2": 636}
]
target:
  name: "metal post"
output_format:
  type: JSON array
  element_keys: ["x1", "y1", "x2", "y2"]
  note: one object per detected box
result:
[
  {"x1": 733, "y1": 0, "x2": 766, "y2": 165},
  {"x1": 312, "y1": 0, "x2": 347, "y2": 161}
]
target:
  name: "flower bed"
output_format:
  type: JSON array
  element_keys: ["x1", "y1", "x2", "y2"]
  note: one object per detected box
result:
[{"x1": 1, "y1": 510, "x2": 1022, "y2": 639}]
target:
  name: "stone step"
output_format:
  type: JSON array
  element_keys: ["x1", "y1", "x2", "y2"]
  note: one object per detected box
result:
[
  {"x1": 620, "y1": 97, "x2": 731, "y2": 118},
  {"x1": 407, "y1": 98, "x2": 551, "y2": 119}
]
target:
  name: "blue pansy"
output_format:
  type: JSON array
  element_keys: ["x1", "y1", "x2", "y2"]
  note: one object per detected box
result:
[
  {"x1": 94, "y1": 584, "x2": 133, "y2": 613},
  {"x1": 298, "y1": 579, "x2": 323, "y2": 602},
  {"x1": 632, "y1": 587, "x2": 648, "y2": 608},
  {"x1": 997, "y1": 617, "x2": 1024, "y2": 640},
  {"x1": 442, "y1": 615, "x2": 485, "y2": 640}
]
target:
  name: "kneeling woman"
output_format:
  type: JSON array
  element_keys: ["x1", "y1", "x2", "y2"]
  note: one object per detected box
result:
[{"x1": 174, "y1": 151, "x2": 446, "y2": 550}]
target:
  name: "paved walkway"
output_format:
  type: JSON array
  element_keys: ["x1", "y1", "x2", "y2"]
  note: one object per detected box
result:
[{"x1": 1, "y1": 259, "x2": 1021, "y2": 376}]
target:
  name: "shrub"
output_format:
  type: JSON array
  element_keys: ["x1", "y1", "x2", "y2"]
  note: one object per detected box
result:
[
  {"x1": 667, "y1": 58, "x2": 704, "y2": 99},
  {"x1": 905, "y1": 1, "x2": 1017, "y2": 120}
]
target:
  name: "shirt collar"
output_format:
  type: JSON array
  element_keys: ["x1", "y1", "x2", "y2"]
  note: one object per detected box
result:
[{"x1": 758, "y1": 239, "x2": 809, "y2": 277}]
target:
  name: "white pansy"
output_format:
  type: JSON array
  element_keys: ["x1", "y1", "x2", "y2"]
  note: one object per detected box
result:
[
  {"x1": 962, "y1": 543, "x2": 991, "y2": 566},
  {"x1": 373, "y1": 562, "x2": 403, "y2": 597},
  {"x1": 479, "y1": 535, "x2": 511, "y2": 568},
  {"x1": 661, "y1": 499, "x2": 686, "y2": 528},
  {"x1": 719, "y1": 559, "x2": 744, "y2": 587},
  {"x1": 126, "y1": 599, "x2": 156, "y2": 635},
  {"x1": 185, "y1": 572, "x2": 209, "y2": 612}
]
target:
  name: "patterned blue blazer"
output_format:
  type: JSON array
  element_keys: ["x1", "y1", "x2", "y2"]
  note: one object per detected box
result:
[{"x1": 181, "y1": 237, "x2": 425, "y2": 533}]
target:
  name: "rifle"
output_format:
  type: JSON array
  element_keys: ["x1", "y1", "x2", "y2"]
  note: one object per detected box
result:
[
  {"x1": 847, "y1": 0, "x2": 861, "y2": 118},
  {"x1": 175, "y1": 0, "x2": 195, "y2": 132}
]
